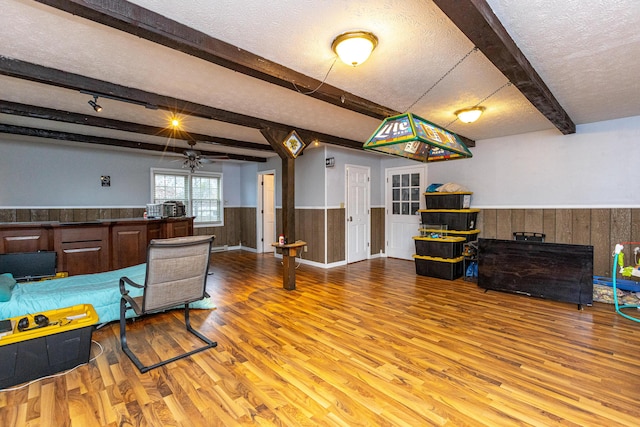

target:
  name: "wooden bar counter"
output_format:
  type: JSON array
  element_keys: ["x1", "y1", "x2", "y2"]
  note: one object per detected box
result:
[{"x1": 0, "y1": 217, "x2": 193, "y2": 276}]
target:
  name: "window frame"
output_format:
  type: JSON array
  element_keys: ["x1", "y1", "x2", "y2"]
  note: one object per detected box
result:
[{"x1": 150, "y1": 168, "x2": 223, "y2": 227}]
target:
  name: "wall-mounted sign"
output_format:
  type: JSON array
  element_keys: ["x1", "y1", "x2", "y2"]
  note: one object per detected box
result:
[
  {"x1": 325, "y1": 157, "x2": 335, "y2": 167},
  {"x1": 282, "y1": 130, "x2": 305, "y2": 158}
]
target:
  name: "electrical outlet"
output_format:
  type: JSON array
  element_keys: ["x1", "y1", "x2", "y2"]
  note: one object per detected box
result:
[{"x1": 304, "y1": 245, "x2": 308, "y2": 252}]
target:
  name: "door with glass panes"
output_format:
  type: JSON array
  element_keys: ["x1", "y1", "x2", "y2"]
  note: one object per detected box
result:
[{"x1": 385, "y1": 165, "x2": 425, "y2": 259}]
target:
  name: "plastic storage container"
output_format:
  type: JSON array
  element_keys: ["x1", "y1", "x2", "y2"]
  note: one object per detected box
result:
[
  {"x1": 413, "y1": 255, "x2": 464, "y2": 280},
  {"x1": 419, "y1": 209, "x2": 480, "y2": 231},
  {"x1": 413, "y1": 236, "x2": 465, "y2": 258},
  {"x1": 0, "y1": 304, "x2": 98, "y2": 388},
  {"x1": 424, "y1": 192, "x2": 472, "y2": 209}
]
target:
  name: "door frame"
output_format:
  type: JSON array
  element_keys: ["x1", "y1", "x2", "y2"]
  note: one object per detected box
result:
[{"x1": 257, "y1": 170, "x2": 276, "y2": 252}]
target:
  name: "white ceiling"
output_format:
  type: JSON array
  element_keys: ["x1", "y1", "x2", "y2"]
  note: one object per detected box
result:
[{"x1": 1, "y1": 0, "x2": 639, "y2": 161}]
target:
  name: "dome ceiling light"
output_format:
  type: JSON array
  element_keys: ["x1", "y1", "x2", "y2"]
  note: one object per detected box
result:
[
  {"x1": 331, "y1": 31, "x2": 378, "y2": 67},
  {"x1": 455, "y1": 106, "x2": 485, "y2": 123}
]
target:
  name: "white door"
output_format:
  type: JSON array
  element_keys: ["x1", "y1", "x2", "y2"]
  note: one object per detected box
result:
[
  {"x1": 346, "y1": 165, "x2": 370, "y2": 263},
  {"x1": 386, "y1": 165, "x2": 426, "y2": 260},
  {"x1": 258, "y1": 172, "x2": 276, "y2": 252}
]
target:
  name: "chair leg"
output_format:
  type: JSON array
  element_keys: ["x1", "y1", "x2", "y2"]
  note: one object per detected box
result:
[
  {"x1": 119, "y1": 298, "x2": 147, "y2": 373},
  {"x1": 119, "y1": 302, "x2": 217, "y2": 374},
  {"x1": 185, "y1": 305, "x2": 217, "y2": 346}
]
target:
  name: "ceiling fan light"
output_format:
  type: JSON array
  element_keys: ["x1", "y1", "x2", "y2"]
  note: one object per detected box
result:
[
  {"x1": 455, "y1": 106, "x2": 485, "y2": 123},
  {"x1": 332, "y1": 31, "x2": 378, "y2": 66}
]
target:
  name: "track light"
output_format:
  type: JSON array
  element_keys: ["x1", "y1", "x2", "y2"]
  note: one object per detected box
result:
[{"x1": 88, "y1": 95, "x2": 102, "y2": 112}]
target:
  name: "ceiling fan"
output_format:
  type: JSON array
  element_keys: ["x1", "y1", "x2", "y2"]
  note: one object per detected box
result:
[{"x1": 181, "y1": 141, "x2": 229, "y2": 172}]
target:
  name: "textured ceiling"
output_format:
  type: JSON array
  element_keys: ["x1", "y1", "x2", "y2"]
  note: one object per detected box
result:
[{"x1": 1, "y1": 0, "x2": 639, "y2": 161}]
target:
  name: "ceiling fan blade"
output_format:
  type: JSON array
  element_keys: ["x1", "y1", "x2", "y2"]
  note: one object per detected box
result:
[
  {"x1": 184, "y1": 149, "x2": 200, "y2": 157},
  {"x1": 202, "y1": 154, "x2": 230, "y2": 161}
]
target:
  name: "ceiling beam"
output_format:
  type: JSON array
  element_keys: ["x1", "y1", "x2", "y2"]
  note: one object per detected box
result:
[
  {"x1": 34, "y1": 0, "x2": 398, "y2": 121},
  {"x1": 0, "y1": 100, "x2": 274, "y2": 152},
  {"x1": 0, "y1": 124, "x2": 268, "y2": 162},
  {"x1": 433, "y1": 0, "x2": 575, "y2": 134},
  {"x1": 34, "y1": 0, "x2": 478, "y2": 147},
  {"x1": 0, "y1": 57, "x2": 367, "y2": 150}
]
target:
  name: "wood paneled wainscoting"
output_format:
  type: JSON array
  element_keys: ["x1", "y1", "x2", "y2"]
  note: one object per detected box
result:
[
  {"x1": 275, "y1": 207, "x2": 385, "y2": 265},
  {"x1": 477, "y1": 208, "x2": 640, "y2": 277},
  {"x1": 195, "y1": 207, "x2": 256, "y2": 249},
  {"x1": 276, "y1": 208, "x2": 329, "y2": 264},
  {"x1": 0, "y1": 208, "x2": 146, "y2": 223}
]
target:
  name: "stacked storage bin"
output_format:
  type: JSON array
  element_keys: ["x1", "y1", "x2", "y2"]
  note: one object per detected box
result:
[{"x1": 413, "y1": 191, "x2": 480, "y2": 280}]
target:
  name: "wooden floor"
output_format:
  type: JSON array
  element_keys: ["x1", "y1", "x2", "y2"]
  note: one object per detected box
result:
[{"x1": 1, "y1": 251, "x2": 640, "y2": 426}]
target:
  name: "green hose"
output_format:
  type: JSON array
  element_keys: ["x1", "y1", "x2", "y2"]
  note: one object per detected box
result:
[{"x1": 612, "y1": 246, "x2": 640, "y2": 323}]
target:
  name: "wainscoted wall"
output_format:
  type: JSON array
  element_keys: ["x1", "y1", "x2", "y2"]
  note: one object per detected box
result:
[
  {"x1": 275, "y1": 208, "x2": 327, "y2": 264},
  {"x1": 371, "y1": 207, "x2": 385, "y2": 256},
  {"x1": 275, "y1": 207, "x2": 383, "y2": 265},
  {"x1": 0, "y1": 208, "x2": 145, "y2": 223},
  {"x1": 195, "y1": 207, "x2": 256, "y2": 249},
  {"x1": 7, "y1": 206, "x2": 636, "y2": 275},
  {"x1": 477, "y1": 208, "x2": 640, "y2": 277},
  {"x1": 327, "y1": 208, "x2": 345, "y2": 263}
]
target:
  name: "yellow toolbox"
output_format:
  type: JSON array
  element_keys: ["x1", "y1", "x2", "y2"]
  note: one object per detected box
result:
[{"x1": 0, "y1": 304, "x2": 98, "y2": 388}]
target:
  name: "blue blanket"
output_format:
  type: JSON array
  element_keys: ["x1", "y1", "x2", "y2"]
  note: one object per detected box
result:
[{"x1": 0, "y1": 264, "x2": 215, "y2": 323}]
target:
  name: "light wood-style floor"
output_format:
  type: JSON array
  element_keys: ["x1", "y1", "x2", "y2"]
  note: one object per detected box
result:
[{"x1": 1, "y1": 251, "x2": 639, "y2": 426}]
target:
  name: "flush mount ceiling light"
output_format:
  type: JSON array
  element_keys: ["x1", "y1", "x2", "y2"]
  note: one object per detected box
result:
[
  {"x1": 455, "y1": 106, "x2": 485, "y2": 123},
  {"x1": 88, "y1": 95, "x2": 102, "y2": 112},
  {"x1": 331, "y1": 31, "x2": 378, "y2": 66}
]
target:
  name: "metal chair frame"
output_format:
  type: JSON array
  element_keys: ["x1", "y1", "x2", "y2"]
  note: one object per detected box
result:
[{"x1": 119, "y1": 235, "x2": 217, "y2": 373}]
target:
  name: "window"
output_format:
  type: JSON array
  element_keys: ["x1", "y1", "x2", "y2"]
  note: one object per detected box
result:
[
  {"x1": 151, "y1": 169, "x2": 222, "y2": 225},
  {"x1": 391, "y1": 172, "x2": 420, "y2": 215}
]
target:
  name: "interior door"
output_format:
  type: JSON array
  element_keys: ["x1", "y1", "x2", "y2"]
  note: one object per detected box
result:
[
  {"x1": 385, "y1": 166, "x2": 425, "y2": 260},
  {"x1": 260, "y1": 173, "x2": 276, "y2": 252},
  {"x1": 347, "y1": 165, "x2": 370, "y2": 263}
]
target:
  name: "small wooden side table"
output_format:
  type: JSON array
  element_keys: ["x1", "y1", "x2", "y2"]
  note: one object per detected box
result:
[{"x1": 271, "y1": 241, "x2": 307, "y2": 290}]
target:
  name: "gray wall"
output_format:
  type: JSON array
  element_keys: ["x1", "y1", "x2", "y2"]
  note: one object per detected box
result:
[
  {"x1": 0, "y1": 136, "x2": 227, "y2": 208},
  {"x1": 2, "y1": 114, "x2": 639, "y2": 213},
  {"x1": 427, "y1": 115, "x2": 640, "y2": 208}
]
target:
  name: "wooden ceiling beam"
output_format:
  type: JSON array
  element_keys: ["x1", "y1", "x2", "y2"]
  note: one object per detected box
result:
[
  {"x1": 0, "y1": 57, "x2": 366, "y2": 151},
  {"x1": 0, "y1": 124, "x2": 268, "y2": 162},
  {"x1": 433, "y1": 0, "x2": 575, "y2": 134},
  {"x1": 26, "y1": 1, "x2": 478, "y2": 148},
  {"x1": 0, "y1": 100, "x2": 274, "y2": 152},
  {"x1": 34, "y1": 0, "x2": 398, "y2": 121}
]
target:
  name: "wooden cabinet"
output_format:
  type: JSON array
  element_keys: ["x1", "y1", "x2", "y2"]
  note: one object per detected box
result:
[
  {"x1": 54, "y1": 224, "x2": 110, "y2": 276},
  {"x1": 477, "y1": 238, "x2": 594, "y2": 308},
  {"x1": 0, "y1": 225, "x2": 51, "y2": 253},
  {"x1": 146, "y1": 221, "x2": 164, "y2": 241},
  {"x1": 165, "y1": 218, "x2": 193, "y2": 238},
  {"x1": 111, "y1": 223, "x2": 147, "y2": 270},
  {"x1": 0, "y1": 217, "x2": 194, "y2": 276}
]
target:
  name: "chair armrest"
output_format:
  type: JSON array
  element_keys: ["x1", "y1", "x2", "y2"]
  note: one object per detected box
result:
[{"x1": 119, "y1": 276, "x2": 144, "y2": 296}]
